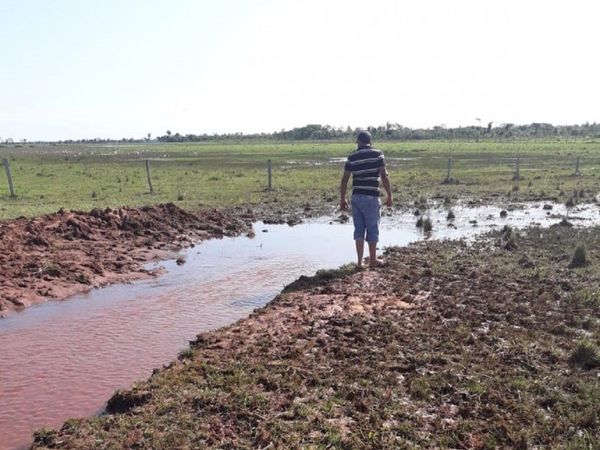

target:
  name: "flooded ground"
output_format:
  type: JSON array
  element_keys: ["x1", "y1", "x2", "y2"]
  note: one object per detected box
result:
[{"x1": 1, "y1": 202, "x2": 599, "y2": 450}]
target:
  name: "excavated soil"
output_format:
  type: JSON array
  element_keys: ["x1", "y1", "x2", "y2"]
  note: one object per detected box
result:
[
  {"x1": 31, "y1": 225, "x2": 600, "y2": 449},
  {"x1": 0, "y1": 204, "x2": 252, "y2": 315}
]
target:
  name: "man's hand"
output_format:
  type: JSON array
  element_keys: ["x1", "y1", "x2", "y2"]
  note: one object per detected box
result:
[
  {"x1": 340, "y1": 198, "x2": 348, "y2": 210},
  {"x1": 385, "y1": 196, "x2": 393, "y2": 208}
]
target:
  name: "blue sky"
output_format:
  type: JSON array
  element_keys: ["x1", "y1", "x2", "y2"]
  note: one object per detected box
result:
[{"x1": 1, "y1": 0, "x2": 599, "y2": 141}]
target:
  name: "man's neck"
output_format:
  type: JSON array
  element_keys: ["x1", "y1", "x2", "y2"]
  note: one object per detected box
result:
[{"x1": 357, "y1": 144, "x2": 372, "y2": 150}]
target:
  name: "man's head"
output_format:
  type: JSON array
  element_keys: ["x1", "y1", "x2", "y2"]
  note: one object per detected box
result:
[{"x1": 356, "y1": 130, "x2": 372, "y2": 146}]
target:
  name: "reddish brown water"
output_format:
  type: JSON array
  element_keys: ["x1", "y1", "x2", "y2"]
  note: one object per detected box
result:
[
  {"x1": 1, "y1": 221, "x2": 377, "y2": 450},
  {"x1": 1, "y1": 204, "x2": 597, "y2": 450}
]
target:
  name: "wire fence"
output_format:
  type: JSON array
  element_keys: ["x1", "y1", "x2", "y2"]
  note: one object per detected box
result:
[{"x1": 0, "y1": 153, "x2": 591, "y2": 206}]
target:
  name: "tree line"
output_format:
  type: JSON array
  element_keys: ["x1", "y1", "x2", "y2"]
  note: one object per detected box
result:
[
  {"x1": 10, "y1": 122, "x2": 600, "y2": 145},
  {"x1": 154, "y1": 122, "x2": 600, "y2": 143}
]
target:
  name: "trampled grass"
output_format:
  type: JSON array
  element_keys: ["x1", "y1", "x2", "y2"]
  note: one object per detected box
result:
[{"x1": 1, "y1": 139, "x2": 599, "y2": 220}]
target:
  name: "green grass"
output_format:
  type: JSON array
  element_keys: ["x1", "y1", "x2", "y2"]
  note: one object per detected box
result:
[{"x1": 1, "y1": 139, "x2": 599, "y2": 219}]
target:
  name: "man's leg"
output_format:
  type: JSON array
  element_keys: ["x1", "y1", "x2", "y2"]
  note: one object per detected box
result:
[
  {"x1": 355, "y1": 239, "x2": 365, "y2": 268},
  {"x1": 368, "y1": 241, "x2": 379, "y2": 267},
  {"x1": 364, "y1": 196, "x2": 382, "y2": 267},
  {"x1": 351, "y1": 195, "x2": 366, "y2": 268}
]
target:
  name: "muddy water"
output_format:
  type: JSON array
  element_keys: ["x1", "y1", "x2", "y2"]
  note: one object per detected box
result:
[{"x1": 1, "y1": 203, "x2": 598, "y2": 450}]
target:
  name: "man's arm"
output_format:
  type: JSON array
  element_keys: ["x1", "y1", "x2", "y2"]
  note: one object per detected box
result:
[
  {"x1": 340, "y1": 170, "x2": 351, "y2": 210},
  {"x1": 380, "y1": 166, "x2": 393, "y2": 207}
]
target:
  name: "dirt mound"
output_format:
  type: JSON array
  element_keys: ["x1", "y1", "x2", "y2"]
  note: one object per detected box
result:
[{"x1": 0, "y1": 204, "x2": 251, "y2": 315}]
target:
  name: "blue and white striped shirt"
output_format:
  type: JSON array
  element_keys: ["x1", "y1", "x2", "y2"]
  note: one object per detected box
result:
[{"x1": 344, "y1": 146, "x2": 385, "y2": 197}]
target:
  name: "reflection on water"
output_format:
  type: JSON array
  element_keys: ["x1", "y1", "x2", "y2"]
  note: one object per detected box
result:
[{"x1": 0, "y1": 202, "x2": 598, "y2": 450}]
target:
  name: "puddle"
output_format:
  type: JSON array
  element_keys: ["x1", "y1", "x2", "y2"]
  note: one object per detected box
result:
[{"x1": 0, "y1": 202, "x2": 599, "y2": 450}]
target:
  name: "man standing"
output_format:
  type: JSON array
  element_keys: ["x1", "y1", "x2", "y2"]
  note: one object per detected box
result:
[{"x1": 340, "y1": 130, "x2": 393, "y2": 268}]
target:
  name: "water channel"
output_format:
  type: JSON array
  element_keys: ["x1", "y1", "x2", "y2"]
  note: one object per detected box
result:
[{"x1": 1, "y1": 202, "x2": 598, "y2": 450}]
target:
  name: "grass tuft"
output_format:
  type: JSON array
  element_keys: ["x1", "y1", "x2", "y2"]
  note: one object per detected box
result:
[
  {"x1": 569, "y1": 341, "x2": 600, "y2": 369},
  {"x1": 569, "y1": 245, "x2": 589, "y2": 268},
  {"x1": 423, "y1": 216, "x2": 433, "y2": 232},
  {"x1": 499, "y1": 225, "x2": 517, "y2": 250},
  {"x1": 178, "y1": 347, "x2": 194, "y2": 360}
]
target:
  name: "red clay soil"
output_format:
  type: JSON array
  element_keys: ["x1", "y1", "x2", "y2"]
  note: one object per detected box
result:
[{"x1": 0, "y1": 203, "x2": 252, "y2": 316}]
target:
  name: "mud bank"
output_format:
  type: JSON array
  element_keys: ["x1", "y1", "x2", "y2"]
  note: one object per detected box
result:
[
  {"x1": 0, "y1": 204, "x2": 252, "y2": 315},
  {"x1": 32, "y1": 225, "x2": 600, "y2": 449}
]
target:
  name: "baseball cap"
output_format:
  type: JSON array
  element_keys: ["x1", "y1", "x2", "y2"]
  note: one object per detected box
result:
[{"x1": 356, "y1": 130, "x2": 372, "y2": 145}]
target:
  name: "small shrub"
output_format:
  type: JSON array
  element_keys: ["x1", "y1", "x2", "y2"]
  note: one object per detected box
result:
[
  {"x1": 446, "y1": 209, "x2": 455, "y2": 220},
  {"x1": 91, "y1": 191, "x2": 97, "y2": 198},
  {"x1": 416, "y1": 216, "x2": 424, "y2": 228},
  {"x1": 569, "y1": 341, "x2": 600, "y2": 369},
  {"x1": 500, "y1": 210, "x2": 508, "y2": 218},
  {"x1": 569, "y1": 245, "x2": 589, "y2": 268}
]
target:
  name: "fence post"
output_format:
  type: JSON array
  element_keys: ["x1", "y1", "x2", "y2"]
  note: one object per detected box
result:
[
  {"x1": 446, "y1": 158, "x2": 452, "y2": 181},
  {"x1": 573, "y1": 156, "x2": 581, "y2": 176},
  {"x1": 512, "y1": 157, "x2": 521, "y2": 181},
  {"x1": 267, "y1": 159, "x2": 272, "y2": 190},
  {"x1": 2, "y1": 158, "x2": 16, "y2": 197},
  {"x1": 145, "y1": 159, "x2": 154, "y2": 194}
]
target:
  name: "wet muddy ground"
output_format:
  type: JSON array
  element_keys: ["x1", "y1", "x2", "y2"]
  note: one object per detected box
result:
[
  {"x1": 0, "y1": 204, "x2": 252, "y2": 315},
  {"x1": 2, "y1": 199, "x2": 598, "y2": 316},
  {"x1": 30, "y1": 223, "x2": 600, "y2": 449}
]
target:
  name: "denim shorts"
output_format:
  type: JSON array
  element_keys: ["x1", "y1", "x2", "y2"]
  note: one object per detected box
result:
[{"x1": 351, "y1": 194, "x2": 381, "y2": 242}]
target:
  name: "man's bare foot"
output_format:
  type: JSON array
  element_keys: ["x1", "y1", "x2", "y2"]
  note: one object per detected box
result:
[{"x1": 369, "y1": 259, "x2": 385, "y2": 268}]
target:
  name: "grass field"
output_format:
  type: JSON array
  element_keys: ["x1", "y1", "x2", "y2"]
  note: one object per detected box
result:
[{"x1": 1, "y1": 139, "x2": 599, "y2": 220}]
